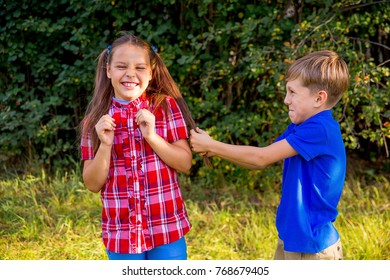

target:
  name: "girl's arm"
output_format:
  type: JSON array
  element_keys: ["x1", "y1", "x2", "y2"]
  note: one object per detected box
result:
[
  {"x1": 83, "y1": 114, "x2": 115, "y2": 192},
  {"x1": 136, "y1": 109, "x2": 192, "y2": 173},
  {"x1": 144, "y1": 135, "x2": 192, "y2": 173},
  {"x1": 190, "y1": 128, "x2": 297, "y2": 169},
  {"x1": 83, "y1": 144, "x2": 112, "y2": 193}
]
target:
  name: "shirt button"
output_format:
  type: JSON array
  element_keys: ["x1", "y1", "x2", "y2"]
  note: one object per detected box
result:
[{"x1": 137, "y1": 220, "x2": 141, "y2": 225}]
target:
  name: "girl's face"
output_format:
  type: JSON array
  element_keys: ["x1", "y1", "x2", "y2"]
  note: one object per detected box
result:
[
  {"x1": 107, "y1": 44, "x2": 152, "y2": 101},
  {"x1": 284, "y1": 78, "x2": 319, "y2": 125}
]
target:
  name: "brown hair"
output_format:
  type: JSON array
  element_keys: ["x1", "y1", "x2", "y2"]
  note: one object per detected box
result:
[
  {"x1": 285, "y1": 50, "x2": 350, "y2": 107},
  {"x1": 80, "y1": 33, "x2": 210, "y2": 166}
]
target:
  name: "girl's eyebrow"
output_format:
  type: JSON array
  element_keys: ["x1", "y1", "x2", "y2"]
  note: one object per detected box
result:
[{"x1": 113, "y1": 61, "x2": 149, "y2": 66}]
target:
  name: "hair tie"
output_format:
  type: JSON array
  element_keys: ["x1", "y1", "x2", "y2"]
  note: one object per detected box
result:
[
  {"x1": 107, "y1": 45, "x2": 112, "y2": 55},
  {"x1": 151, "y1": 45, "x2": 157, "y2": 53}
]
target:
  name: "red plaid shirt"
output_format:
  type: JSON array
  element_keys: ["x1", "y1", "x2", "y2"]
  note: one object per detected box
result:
[{"x1": 81, "y1": 94, "x2": 191, "y2": 254}]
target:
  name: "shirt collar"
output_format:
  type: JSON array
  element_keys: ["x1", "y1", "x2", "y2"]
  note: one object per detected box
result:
[{"x1": 111, "y1": 93, "x2": 149, "y2": 109}]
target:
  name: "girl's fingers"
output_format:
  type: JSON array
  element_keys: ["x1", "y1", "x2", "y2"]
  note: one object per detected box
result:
[
  {"x1": 96, "y1": 115, "x2": 116, "y2": 131},
  {"x1": 136, "y1": 109, "x2": 154, "y2": 125}
]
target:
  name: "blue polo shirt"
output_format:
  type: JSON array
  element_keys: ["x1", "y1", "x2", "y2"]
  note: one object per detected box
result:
[{"x1": 275, "y1": 110, "x2": 346, "y2": 253}]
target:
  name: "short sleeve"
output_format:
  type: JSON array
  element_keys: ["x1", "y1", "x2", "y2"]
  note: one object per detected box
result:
[
  {"x1": 80, "y1": 131, "x2": 95, "y2": 160},
  {"x1": 286, "y1": 121, "x2": 327, "y2": 161},
  {"x1": 275, "y1": 123, "x2": 295, "y2": 143},
  {"x1": 165, "y1": 97, "x2": 189, "y2": 143}
]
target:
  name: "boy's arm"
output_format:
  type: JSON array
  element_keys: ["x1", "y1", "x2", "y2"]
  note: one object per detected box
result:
[{"x1": 190, "y1": 128, "x2": 297, "y2": 169}]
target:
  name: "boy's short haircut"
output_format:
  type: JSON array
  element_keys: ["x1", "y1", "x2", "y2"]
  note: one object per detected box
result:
[{"x1": 285, "y1": 50, "x2": 350, "y2": 107}]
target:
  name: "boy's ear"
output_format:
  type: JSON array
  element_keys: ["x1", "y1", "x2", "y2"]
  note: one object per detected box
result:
[{"x1": 315, "y1": 90, "x2": 328, "y2": 107}]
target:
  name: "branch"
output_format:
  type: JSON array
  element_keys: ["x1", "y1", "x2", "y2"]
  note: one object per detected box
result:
[
  {"x1": 348, "y1": 37, "x2": 390, "y2": 52},
  {"x1": 293, "y1": 15, "x2": 335, "y2": 55},
  {"x1": 339, "y1": 0, "x2": 390, "y2": 12},
  {"x1": 378, "y1": 59, "x2": 390, "y2": 67}
]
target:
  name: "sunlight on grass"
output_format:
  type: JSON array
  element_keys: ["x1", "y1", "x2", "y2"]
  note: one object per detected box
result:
[
  {"x1": 186, "y1": 201, "x2": 277, "y2": 260},
  {"x1": 0, "y1": 163, "x2": 388, "y2": 260},
  {"x1": 336, "y1": 176, "x2": 390, "y2": 260}
]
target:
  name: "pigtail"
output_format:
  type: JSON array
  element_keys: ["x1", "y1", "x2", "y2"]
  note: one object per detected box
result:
[
  {"x1": 81, "y1": 47, "x2": 114, "y2": 154},
  {"x1": 150, "y1": 51, "x2": 212, "y2": 167}
]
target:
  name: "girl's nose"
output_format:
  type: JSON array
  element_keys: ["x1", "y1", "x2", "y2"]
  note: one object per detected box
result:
[{"x1": 126, "y1": 69, "x2": 135, "y2": 77}]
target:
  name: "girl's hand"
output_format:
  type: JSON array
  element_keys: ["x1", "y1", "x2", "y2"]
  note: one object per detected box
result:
[
  {"x1": 189, "y1": 128, "x2": 213, "y2": 153},
  {"x1": 95, "y1": 114, "x2": 116, "y2": 146},
  {"x1": 136, "y1": 109, "x2": 156, "y2": 139}
]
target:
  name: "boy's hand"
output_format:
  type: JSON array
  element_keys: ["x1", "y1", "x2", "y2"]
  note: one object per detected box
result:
[{"x1": 190, "y1": 128, "x2": 213, "y2": 154}]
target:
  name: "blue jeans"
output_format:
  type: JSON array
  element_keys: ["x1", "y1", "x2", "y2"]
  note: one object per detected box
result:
[{"x1": 106, "y1": 237, "x2": 187, "y2": 260}]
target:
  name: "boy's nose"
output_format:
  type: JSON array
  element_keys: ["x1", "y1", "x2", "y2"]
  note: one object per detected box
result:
[{"x1": 284, "y1": 95, "x2": 290, "y2": 105}]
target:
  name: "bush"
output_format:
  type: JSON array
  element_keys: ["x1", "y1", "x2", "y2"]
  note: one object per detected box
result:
[{"x1": 0, "y1": 0, "x2": 389, "y2": 173}]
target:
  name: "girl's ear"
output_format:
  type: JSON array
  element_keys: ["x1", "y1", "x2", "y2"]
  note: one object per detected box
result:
[{"x1": 106, "y1": 63, "x2": 111, "y2": 79}]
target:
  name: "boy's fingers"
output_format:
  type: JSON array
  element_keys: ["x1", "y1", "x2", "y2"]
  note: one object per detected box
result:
[{"x1": 193, "y1": 127, "x2": 204, "y2": 134}]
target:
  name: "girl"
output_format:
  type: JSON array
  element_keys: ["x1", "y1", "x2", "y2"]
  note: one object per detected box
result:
[{"x1": 80, "y1": 33, "x2": 196, "y2": 260}]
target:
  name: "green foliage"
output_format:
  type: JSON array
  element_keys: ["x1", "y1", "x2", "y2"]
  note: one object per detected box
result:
[{"x1": 0, "y1": 0, "x2": 389, "y2": 172}]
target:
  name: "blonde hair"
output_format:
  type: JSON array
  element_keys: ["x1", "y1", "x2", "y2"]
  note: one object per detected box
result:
[{"x1": 285, "y1": 50, "x2": 350, "y2": 107}]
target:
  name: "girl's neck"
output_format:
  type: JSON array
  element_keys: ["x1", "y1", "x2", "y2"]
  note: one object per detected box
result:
[{"x1": 113, "y1": 97, "x2": 133, "y2": 105}]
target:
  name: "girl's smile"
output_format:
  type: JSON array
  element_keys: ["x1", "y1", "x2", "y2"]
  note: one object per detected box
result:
[{"x1": 122, "y1": 82, "x2": 139, "y2": 89}]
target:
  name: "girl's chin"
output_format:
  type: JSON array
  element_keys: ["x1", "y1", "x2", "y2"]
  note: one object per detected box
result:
[{"x1": 116, "y1": 91, "x2": 143, "y2": 101}]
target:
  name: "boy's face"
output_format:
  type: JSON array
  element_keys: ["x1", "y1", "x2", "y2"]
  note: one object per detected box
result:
[
  {"x1": 107, "y1": 44, "x2": 152, "y2": 101},
  {"x1": 284, "y1": 78, "x2": 319, "y2": 125}
]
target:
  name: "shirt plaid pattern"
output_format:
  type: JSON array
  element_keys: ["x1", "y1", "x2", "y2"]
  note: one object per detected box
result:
[{"x1": 81, "y1": 94, "x2": 191, "y2": 254}]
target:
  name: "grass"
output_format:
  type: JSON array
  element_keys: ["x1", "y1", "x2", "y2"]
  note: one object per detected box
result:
[{"x1": 0, "y1": 157, "x2": 389, "y2": 260}]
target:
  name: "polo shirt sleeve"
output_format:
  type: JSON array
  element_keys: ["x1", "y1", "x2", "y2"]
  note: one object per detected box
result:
[
  {"x1": 165, "y1": 97, "x2": 189, "y2": 143},
  {"x1": 275, "y1": 123, "x2": 295, "y2": 143},
  {"x1": 285, "y1": 121, "x2": 327, "y2": 161}
]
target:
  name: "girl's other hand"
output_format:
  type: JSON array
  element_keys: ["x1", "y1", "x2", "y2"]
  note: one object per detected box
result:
[
  {"x1": 136, "y1": 109, "x2": 156, "y2": 139},
  {"x1": 95, "y1": 114, "x2": 116, "y2": 146}
]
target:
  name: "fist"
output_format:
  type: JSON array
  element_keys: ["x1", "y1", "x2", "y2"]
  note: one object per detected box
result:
[{"x1": 95, "y1": 114, "x2": 116, "y2": 146}]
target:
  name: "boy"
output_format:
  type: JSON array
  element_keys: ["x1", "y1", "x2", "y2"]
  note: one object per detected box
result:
[{"x1": 190, "y1": 50, "x2": 350, "y2": 260}]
